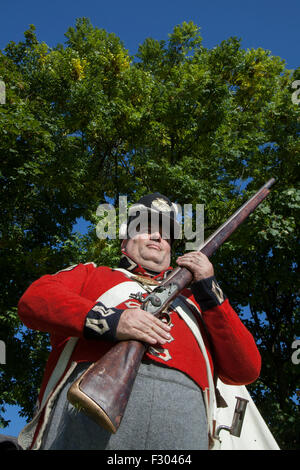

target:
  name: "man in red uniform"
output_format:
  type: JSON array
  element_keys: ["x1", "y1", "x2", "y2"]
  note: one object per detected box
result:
[{"x1": 17, "y1": 193, "x2": 261, "y2": 450}]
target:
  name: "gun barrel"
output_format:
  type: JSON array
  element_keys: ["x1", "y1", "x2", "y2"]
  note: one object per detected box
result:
[
  {"x1": 162, "y1": 178, "x2": 276, "y2": 290},
  {"x1": 200, "y1": 178, "x2": 276, "y2": 258}
]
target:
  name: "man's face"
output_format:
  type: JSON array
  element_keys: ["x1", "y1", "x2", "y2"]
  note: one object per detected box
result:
[{"x1": 122, "y1": 221, "x2": 172, "y2": 272}]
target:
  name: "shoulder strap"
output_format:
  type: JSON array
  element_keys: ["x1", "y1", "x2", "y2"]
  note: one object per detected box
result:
[{"x1": 170, "y1": 296, "x2": 217, "y2": 438}]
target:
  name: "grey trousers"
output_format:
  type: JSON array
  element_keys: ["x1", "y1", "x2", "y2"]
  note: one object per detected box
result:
[{"x1": 41, "y1": 360, "x2": 208, "y2": 450}]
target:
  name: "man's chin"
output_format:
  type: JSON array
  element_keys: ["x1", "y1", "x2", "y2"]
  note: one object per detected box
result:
[{"x1": 141, "y1": 257, "x2": 167, "y2": 273}]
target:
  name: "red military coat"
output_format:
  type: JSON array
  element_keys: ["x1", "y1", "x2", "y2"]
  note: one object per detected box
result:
[{"x1": 18, "y1": 260, "x2": 261, "y2": 407}]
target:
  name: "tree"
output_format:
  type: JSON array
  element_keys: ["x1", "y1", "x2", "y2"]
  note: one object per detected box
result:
[{"x1": 0, "y1": 18, "x2": 299, "y2": 448}]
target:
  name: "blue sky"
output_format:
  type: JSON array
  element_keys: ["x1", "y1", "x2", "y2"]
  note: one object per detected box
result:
[
  {"x1": 0, "y1": 0, "x2": 299, "y2": 70},
  {"x1": 0, "y1": 0, "x2": 299, "y2": 439}
]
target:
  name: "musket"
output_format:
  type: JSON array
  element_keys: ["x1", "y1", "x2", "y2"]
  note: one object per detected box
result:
[{"x1": 67, "y1": 178, "x2": 276, "y2": 433}]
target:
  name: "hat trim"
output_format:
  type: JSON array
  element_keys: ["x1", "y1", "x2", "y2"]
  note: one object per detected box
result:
[{"x1": 128, "y1": 202, "x2": 179, "y2": 216}]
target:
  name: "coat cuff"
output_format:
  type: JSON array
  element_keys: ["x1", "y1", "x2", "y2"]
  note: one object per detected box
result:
[
  {"x1": 191, "y1": 276, "x2": 227, "y2": 312},
  {"x1": 84, "y1": 301, "x2": 124, "y2": 341}
]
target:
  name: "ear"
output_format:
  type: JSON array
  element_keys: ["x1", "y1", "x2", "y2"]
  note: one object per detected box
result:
[{"x1": 121, "y1": 239, "x2": 127, "y2": 252}]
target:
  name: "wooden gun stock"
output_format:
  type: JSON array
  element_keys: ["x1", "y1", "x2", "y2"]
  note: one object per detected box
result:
[{"x1": 67, "y1": 178, "x2": 276, "y2": 433}]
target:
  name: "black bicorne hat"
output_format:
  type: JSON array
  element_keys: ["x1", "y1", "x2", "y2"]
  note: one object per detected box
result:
[{"x1": 119, "y1": 192, "x2": 181, "y2": 242}]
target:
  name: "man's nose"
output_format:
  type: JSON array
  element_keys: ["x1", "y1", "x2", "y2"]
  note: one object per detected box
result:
[{"x1": 150, "y1": 231, "x2": 161, "y2": 240}]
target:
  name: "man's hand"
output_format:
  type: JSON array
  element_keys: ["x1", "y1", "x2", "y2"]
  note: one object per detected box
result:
[
  {"x1": 176, "y1": 252, "x2": 214, "y2": 282},
  {"x1": 116, "y1": 307, "x2": 172, "y2": 345}
]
